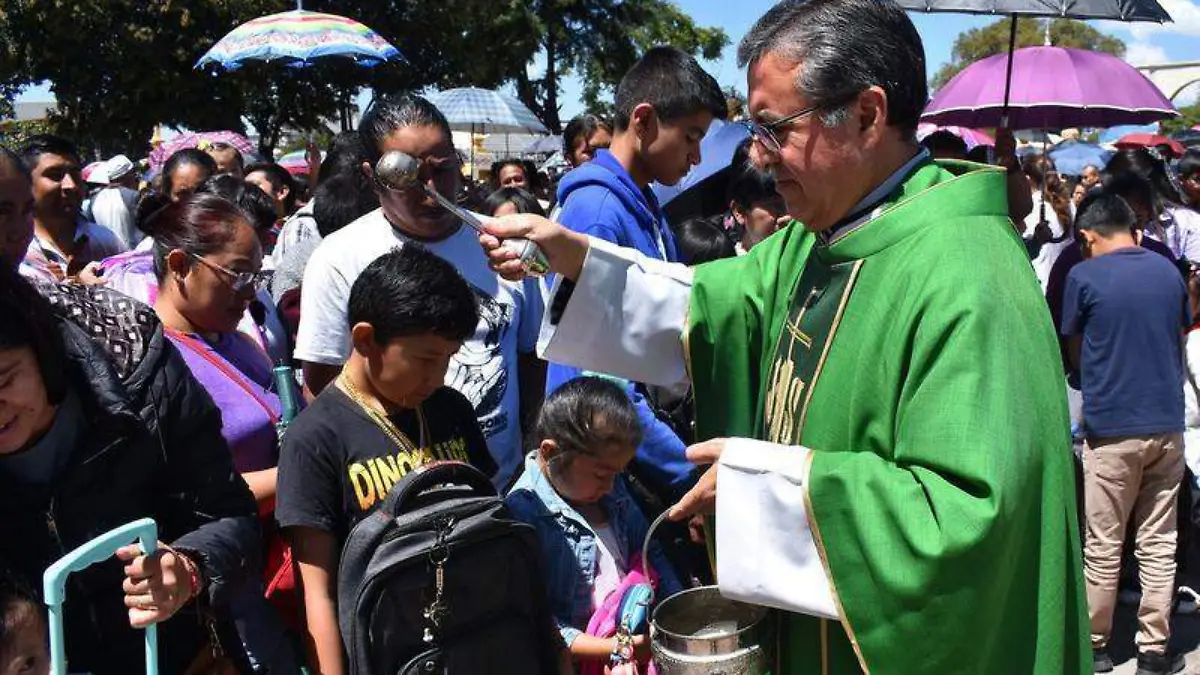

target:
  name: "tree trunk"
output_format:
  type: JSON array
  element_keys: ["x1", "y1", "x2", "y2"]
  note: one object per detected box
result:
[{"x1": 542, "y1": 29, "x2": 561, "y2": 133}]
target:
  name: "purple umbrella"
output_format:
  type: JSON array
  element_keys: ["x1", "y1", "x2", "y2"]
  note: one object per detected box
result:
[{"x1": 923, "y1": 46, "x2": 1178, "y2": 130}]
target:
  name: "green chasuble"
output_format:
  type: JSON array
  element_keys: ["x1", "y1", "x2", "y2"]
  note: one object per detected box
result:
[{"x1": 685, "y1": 160, "x2": 1088, "y2": 674}]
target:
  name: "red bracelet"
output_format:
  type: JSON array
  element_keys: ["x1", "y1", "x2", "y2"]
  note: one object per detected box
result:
[{"x1": 162, "y1": 545, "x2": 203, "y2": 601}]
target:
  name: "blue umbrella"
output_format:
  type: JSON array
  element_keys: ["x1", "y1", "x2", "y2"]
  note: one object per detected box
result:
[
  {"x1": 651, "y1": 119, "x2": 752, "y2": 207},
  {"x1": 1097, "y1": 123, "x2": 1159, "y2": 146},
  {"x1": 1048, "y1": 140, "x2": 1114, "y2": 176}
]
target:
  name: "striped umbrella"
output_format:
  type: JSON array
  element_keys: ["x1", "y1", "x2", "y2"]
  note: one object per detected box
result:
[{"x1": 195, "y1": 8, "x2": 402, "y2": 70}]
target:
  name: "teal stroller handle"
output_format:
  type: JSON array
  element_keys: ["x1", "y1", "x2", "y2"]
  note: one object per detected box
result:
[{"x1": 43, "y1": 518, "x2": 159, "y2": 675}]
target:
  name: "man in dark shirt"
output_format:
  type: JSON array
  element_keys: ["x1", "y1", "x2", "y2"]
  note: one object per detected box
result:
[
  {"x1": 276, "y1": 245, "x2": 495, "y2": 674},
  {"x1": 1062, "y1": 189, "x2": 1190, "y2": 675}
]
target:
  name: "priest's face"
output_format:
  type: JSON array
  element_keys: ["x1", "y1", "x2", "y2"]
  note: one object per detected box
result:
[{"x1": 745, "y1": 53, "x2": 887, "y2": 233}]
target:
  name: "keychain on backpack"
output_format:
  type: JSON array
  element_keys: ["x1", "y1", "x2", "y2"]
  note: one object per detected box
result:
[{"x1": 421, "y1": 518, "x2": 454, "y2": 643}]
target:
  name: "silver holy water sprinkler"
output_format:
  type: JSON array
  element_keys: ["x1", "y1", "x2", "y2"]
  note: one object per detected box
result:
[{"x1": 375, "y1": 150, "x2": 550, "y2": 276}]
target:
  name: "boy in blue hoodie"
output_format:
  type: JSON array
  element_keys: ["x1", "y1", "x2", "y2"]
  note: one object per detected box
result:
[{"x1": 547, "y1": 46, "x2": 726, "y2": 502}]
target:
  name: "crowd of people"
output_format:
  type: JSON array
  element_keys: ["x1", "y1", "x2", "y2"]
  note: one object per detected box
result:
[{"x1": 2, "y1": 0, "x2": 1200, "y2": 673}]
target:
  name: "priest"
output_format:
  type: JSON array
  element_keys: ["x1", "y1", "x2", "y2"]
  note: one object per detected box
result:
[{"x1": 481, "y1": 0, "x2": 1088, "y2": 672}]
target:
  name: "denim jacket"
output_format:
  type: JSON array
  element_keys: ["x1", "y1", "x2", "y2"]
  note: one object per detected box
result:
[{"x1": 505, "y1": 452, "x2": 683, "y2": 646}]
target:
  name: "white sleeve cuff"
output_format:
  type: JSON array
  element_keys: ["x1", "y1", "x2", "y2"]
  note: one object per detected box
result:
[
  {"x1": 538, "y1": 237, "x2": 693, "y2": 388},
  {"x1": 716, "y1": 438, "x2": 840, "y2": 620}
]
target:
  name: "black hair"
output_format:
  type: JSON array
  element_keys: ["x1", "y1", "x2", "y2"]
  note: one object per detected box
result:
[
  {"x1": 920, "y1": 130, "x2": 967, "y2": 159},
  {"x1": 196, "y1": 174, "x2": 279, "y2": 233},
  {"x1": 490, "y1": 159, "x2": 529, "y2": 188},
  {"x1": 244, "y1": 162, "x2": 298, "y2": 213},
  {"x1": 319, "y1": 131, "x2": 370, "y2": 184},
  {"x1": 1101, "y1": 170, "x2": 1156, "y2": 215},
  {"x1": 1108, "y1": 148, "x2": 1183, "y2": 205},
  {"x1": 613, "y1": 46, "x2": 726, "y2": 131},
  {"x1": 206, "y1": 141, "x2": 245, "y2": 171},
  {"x1": 0, "y1": 567, "x2": 41, "y2": 656},
  {"x1": 348, "y1": 245, "x2": 479, "y2": 345},
  {"x1": 483, "y1": 187, "x2": 546, "y2": 218},
  {"x1": 562, "y1": 113, "x2": 613, "y2": 161},
  {"x1": 1075, "y1": 189, "x2": 1137, "y2": 238},
  {"x1": 149, "y1": 193, "x2": 250, "y2": 281},
  {"x1": 965, "y1": 145, "x2": 990, "y2": 164},
  {"x1": 162, "y1": 149, "x2": 218, "y2": 199},
  {"x1": 675, "y1": 215, "x2": 736, "y2": 265},
  {"x1": 313, "y1": 173, "x2": 376, "y2": 239},
  {"x1": 1022, "y1": 154, "x2": 1056, "y2": 186},
  {"x1": 358, "y1": 94, "x2": 452, "y2": 166},
  {"x1": 18, "y1": 134, "x2": 81, "y2": 170},
  {"x1": 737, "y1": 0, "x2": 928, "y2": 138},
  {"x1": 534, "y1": 376, "x2": 643, "y2": 460},
  {"x1": 0, "y1": 268, "x2": 68, "y2": 405},
  {"x1": 727, "y1": 157, "x2": 780, "y2": 212},
  {"x1": 0, "y1": 146, "x2": 31, "y2": 182}
]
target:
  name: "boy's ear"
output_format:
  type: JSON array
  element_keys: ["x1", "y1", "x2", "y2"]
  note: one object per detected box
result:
[
  {"x1": 630, "y1": 103, "x2": 658, "y2": 140},
  {"x1": 538, "y1": 439, "x2": 559, "y2": 460},
  {"x1": 350, "y1": 322, "x2": 377, "y2": 354}
]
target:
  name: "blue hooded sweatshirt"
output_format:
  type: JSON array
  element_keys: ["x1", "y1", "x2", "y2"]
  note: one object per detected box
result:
[{"x1": 546, "y1": 150, "x2": 695, "y2": 498}]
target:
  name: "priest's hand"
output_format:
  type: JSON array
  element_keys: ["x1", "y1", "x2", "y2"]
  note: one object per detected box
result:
[
  {"x1": 480, "y1": 213, "x2": 590, "y2": 281},
  {"x1": 667, "y1": 438, "x2": 725, "y2": 521}
]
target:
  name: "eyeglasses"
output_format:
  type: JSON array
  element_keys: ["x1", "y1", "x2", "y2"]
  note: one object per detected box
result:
[
  {"x1": 189, "y1": 253, "x2": 271, "y2": 293},
  {"x1": 742, "y1": 92, "x2": 860, "y2": 154}
]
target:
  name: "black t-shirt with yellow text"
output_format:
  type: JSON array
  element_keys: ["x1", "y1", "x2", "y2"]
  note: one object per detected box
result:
[{"x1": 276, "y1": 385, "x2": 496, "y2": 545}]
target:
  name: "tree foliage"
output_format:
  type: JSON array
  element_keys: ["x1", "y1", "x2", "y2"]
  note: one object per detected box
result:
[
  {"x1": 0, "y1": 0, "x2": 727, "y2": 154},
  {"x1": 1162, "y1": 102, "x2": 1200, "y2": 136},
  {"x1": 511, "y1": 0, "x2": 728, "y2": 133},
  {"x1": 932, "y1": 18, "x2": 1125, "y2": 91}
]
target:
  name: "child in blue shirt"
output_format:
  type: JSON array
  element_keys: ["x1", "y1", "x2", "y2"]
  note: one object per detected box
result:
[{"x1": 506, "y1": 377, "x2": 683, "y2": 669}]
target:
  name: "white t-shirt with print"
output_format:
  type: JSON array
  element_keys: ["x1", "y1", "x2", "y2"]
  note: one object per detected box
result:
[{"x1": 295, "y1": 208, "x2": 544, "y2": 486}]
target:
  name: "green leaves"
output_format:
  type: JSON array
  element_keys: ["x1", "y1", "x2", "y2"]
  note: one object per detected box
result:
[{"x1": 932, "y1": 18, "x2": 1125, "y2": 91}]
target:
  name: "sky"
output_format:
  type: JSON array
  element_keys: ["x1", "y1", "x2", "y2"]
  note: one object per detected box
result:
[{"x1": 15, "y1": 0, "x2": 1200, "y2": 123}]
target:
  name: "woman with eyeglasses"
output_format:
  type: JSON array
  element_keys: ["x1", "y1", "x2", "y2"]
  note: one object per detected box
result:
[
  {"x1": 149, "y1": 192, "x2": 304, "y2": 673},
  {"x1": 101, "y1": 177, "x2": 292, "y2": 365}
]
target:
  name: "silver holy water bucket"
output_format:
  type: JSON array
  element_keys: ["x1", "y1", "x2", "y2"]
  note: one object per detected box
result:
[{"x1": 642, "y1": 513, "x2": 775, "y2": 675}]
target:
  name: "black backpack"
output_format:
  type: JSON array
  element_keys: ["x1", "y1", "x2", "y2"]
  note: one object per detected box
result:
[{"x1": 337, "y1": 461, "x2": 563, "y2": 675}]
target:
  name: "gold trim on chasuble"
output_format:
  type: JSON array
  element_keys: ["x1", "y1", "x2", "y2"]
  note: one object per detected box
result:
[{"x1": 764, "y1": 257, "x2": 873, "y2": 674}]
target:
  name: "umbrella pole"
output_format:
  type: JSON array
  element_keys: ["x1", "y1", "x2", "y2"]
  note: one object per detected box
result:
[
  {"x1": 1000, "y1": 15, "x2": 1018, "y2": 129},
  {"x1": 471, "y1": 123, "x2": 476, "y2": 181}
]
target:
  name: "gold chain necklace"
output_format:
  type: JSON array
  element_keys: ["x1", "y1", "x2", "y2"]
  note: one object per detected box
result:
[{"x1": 337, "y1": 372, "x2": 431, "y2": 457}]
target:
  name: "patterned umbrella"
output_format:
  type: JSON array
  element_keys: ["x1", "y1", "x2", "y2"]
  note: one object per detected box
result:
[
  {"x1": 148, "y1": 131, "x2": 257, "y2": 171},
  {"x1": 923, "y1": 46, "x2": 1178, "y2": 129},
  {"x1": 425, "y1": 88, "x2": 548, "y2": 135},
  {"x1": 195, "y1": 9, "x2": 402, "y2": 70}
]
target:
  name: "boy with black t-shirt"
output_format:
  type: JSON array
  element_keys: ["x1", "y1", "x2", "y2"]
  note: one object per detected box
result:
[{"x1": 276, "y1": 245, "x2": 496, "y2": 674}]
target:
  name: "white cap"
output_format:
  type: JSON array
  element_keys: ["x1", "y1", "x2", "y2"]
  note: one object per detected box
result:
[{"x1": 103, "y1": 154, "x2": 136, "y2": 182}]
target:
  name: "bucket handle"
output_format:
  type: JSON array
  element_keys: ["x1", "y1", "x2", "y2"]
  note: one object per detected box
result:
[{"x1": 641, "y1": 510, "x2": 670, "y2": 606}]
